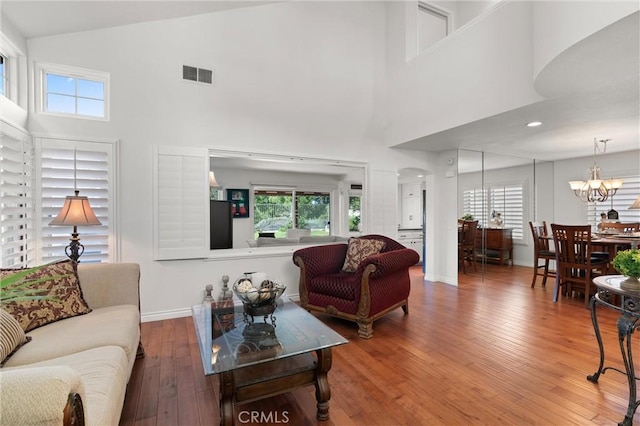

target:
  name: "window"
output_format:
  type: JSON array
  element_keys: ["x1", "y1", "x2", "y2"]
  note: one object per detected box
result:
[
  {"x1": 418, "y1": 2, "x2": 452, "y2": 53},
  {"x1": 36, "y1": 138, "x2": 117, "y2": 263},
  {"x1": 463, "y1": 184, "x2": 525, "y2": 240},
  {"x1": 35, "y1": 62, "x2": 109, "y2": 120},
  {"x1": 0, "y1": 54, "x2": 6, "y2": 97},
  {"x1": 588, "y1": 174, "x2": 640, "y2": 226},
  {"x1": 253, "y1": 189, "x2": 331, "y2": 238},
  {"x1": 0, "y1": 124, "x2": 34, "y2": 267}
]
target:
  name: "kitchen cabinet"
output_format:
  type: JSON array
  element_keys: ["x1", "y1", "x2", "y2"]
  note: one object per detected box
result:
[
  {"x1": 398, "y1": 229, "x2": 423, "y2": 262},
  {"x1": 400, "y1": 184, "x2": 422, "y2": 229}
]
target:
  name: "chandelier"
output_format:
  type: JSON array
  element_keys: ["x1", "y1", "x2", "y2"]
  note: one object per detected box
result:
[{"x1": 568, "y1": 138, "x2": 623, "y2": 203}]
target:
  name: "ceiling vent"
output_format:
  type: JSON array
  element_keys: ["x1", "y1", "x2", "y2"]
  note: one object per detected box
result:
[{"x1": 183, "y1": 65, "x2": 213, "y2": 85}]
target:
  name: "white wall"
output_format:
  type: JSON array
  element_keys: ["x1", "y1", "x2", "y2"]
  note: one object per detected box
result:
[
  {"x1": 21, "y1": 2, "x2": 435, "y2": 320},
  {"x1": 386, "y1": 0, "x2": 544, "y2": 147}
]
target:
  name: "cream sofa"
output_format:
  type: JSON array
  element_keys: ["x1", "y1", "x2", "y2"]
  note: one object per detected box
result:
[{"x1": 0, "y1": 263, "x2": 142, "y2": 426}]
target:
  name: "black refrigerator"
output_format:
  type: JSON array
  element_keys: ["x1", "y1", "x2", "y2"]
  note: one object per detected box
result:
[{"x1": 210, "y1": 200, "x2": 233, "y2": 249}]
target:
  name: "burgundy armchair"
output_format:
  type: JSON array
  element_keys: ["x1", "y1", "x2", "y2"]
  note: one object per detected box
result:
[{"x1": 292, "y1": 235, "x2": 420, "y2": 339}]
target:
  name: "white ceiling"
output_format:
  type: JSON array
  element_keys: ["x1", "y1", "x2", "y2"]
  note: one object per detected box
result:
[
  {"x1": 1, "y1": 1, "x2": 278, "y2": 39},
  {"x1": 2, "y1": 1, "x2": 639, "y2": 164}
]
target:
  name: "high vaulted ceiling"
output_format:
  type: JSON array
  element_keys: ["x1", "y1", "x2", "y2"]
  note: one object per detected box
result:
[{"x1": 2, "y1": 1, "x2": 639, "y2": 162}]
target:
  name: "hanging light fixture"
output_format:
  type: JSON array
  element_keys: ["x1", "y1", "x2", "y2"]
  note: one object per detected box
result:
[{"x1": 568, "y1": 138, "x2": 623, "y2": 203}]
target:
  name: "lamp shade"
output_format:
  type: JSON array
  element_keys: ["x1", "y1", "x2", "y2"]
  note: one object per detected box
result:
[
  {"x1": 209, "y1": 171, "x2": 220, "y2": 188},
  {"x1": 629, "y1": 196, "x2": 640, "y2": 210},
  {"x1": 49, "y1": 191, "x2": 102, "y2": 226}
]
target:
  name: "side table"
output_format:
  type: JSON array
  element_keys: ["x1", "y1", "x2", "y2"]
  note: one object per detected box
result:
[{"x1": 588, "y1": 275, "x2": 640, "y2": 426}]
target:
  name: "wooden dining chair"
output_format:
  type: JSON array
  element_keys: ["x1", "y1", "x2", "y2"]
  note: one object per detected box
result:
[
  {"x1": 599, "y1": 222, "x2": 640, "y2": 233},
  {"x1": 529, "y1": 221, "x2": 555, "y2": 288},
  {"x1": 550, "y1": 224, "x2": 609, "y2": 308},
  {"x1": 458, "y1": 220, "x2": 478, "y2": 274},
  {"x1": 594, "y1": 222, "x2": 638, "y2": 271}
]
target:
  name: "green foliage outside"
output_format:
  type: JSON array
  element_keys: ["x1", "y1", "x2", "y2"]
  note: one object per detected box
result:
[
  {"x1": 254, "y1": 193, "x2": 330, "y2": 238},
  {"x1": 349, "y1": 196, "x2": 361, "y2": 232}
]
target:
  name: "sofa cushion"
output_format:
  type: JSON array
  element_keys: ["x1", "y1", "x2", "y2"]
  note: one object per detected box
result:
[
  {"x1": 3, "y1": 305, "x2": 140, "y2": 378},
  {"x1": 342, "y1": 237, "x2": 385, "y2": 273},
  {"x1": 3, "y1": 346, "x2": 129, "y2": 426},
  {"x1": 1, "y1": 260, "x2": 92, "y2": 332},
  {"x1": 0, "y1": 309, "x2": 30, "y2": 366},
  {"x1": 311, "y1": 272, "x2": 359, "y2": 300}
]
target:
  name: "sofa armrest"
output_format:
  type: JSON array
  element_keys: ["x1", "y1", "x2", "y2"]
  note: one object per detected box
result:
[
  {"x1": 293, "y1": 244, "x2": 348, "y2": 278},
  {"x1": 356, "y1": 248, "x2": 420, "y2": 278},
  {"x1": 77, "y1": 263, "x2": 140, "y2": 310},
  {"x1": 1, "y1": 366, "x2": 85, "y2": 426}
]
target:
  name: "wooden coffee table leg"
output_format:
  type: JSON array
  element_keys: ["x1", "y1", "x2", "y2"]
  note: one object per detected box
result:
[
  {"x1": 219, "y1": 371, "x2": 235, "y2": 426},
  {"x1": 314, "y1": 348, "x2": 332, "y2": 421}
]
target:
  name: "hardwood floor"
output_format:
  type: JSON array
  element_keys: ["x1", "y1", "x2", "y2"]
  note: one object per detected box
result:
[{"x1": 120, "y1": 264, "x2": 639, "y2": 425}]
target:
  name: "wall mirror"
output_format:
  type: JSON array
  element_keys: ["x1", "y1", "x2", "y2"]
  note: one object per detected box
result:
[
  {"x1": 458, "y1": 149, "x2": 538, "y2": 279},
  {"x1": 208, "y1": 150, "x2": 366, "y2": 252}
]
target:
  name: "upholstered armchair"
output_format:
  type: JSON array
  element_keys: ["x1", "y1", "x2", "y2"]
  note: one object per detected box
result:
[{"x1": 292, "y1": 235, "x2": 420, "y2": 339}]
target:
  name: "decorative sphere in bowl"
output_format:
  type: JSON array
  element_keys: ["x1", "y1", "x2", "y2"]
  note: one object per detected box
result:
[{"x1": 233, "y1": 276, "x2": 286, "y2": 308}]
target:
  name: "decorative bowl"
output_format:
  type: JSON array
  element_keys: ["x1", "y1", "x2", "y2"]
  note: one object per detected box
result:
[{"x1": 232, "y1": 275, "x2": 286, "y2": 308}]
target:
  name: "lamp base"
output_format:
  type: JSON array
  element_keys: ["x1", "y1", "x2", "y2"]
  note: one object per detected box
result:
[{"x1": 65, "y1": 230, "x2": 85, "y2": 263}]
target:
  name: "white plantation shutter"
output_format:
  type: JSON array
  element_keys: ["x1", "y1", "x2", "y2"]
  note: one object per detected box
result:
[
  {"x1": 463, "y1": 184, "x2": 524, "y2": 241},
  {"x1": 37, "y1": 138, "x2": 115, "y2": 263},
  {"x1": 463, "y1": 188, "x2": 488, "y2": 226},
  {"x1": 587, "y1": 174, "x2": 640, "y2": 226},
  {"x1": 0, "y1": 123, "x2": 34, "y2": 267},
  {"x1": 154, "y1": 146, "x2": 208, "y2": 260},
  {"x1": 490, "y1": 185, "x2": 524, "y2": 240}
]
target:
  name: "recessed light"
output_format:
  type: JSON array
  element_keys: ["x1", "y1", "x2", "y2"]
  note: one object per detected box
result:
[
  {"x1": 417, "y1": 174, "x2": 424, "y2": 178},
  {"x1": 527, "y1": 121, "x2": 542, "y2": 127}
]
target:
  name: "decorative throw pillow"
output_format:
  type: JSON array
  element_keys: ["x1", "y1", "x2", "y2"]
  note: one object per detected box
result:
[
  {"x1": 0, "y1": 308, "x2": 31, "y2": 366},
  {"x1": 1, "y1": 260, "x2": 91, "y2": 332},
  {"x1": 341, "y1": 238, "x2": 385, "y2": 273}
]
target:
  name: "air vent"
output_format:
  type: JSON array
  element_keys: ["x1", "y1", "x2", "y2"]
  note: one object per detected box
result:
[
  {"x1": 183, "y1": 65, "x2": 213, "y2": 85},
  {"x1": 351, "y1": 184, "x2": 363, "y2": 190}
]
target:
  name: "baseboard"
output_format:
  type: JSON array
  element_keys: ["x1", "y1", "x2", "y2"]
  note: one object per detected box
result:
[
  {"x1": 141, "y1": 307, "x2": 192, "y2": 323},
  {"x1": 141, "y1": 293, "x2": 301, "y2": 323}
]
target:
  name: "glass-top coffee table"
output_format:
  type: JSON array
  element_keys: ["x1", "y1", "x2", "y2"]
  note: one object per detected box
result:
[{"x1": 192, "y1": 296, "x2": 348, "y2": 425}]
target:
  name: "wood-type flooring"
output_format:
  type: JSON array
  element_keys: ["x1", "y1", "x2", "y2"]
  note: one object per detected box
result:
[{"x1": 120, "y1": 264, "x2": 639, "y2": 425}]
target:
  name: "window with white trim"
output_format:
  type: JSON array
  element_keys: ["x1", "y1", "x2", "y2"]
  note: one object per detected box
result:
[
  {"x1": 35, "y1": 62, "x2": 109, "y2": 120},
  {"x1": 253, "y1": 189, "x2": 331, "y2": 238},
  {"x1": 36, "y1": 138, "x2": 116, "y2": 263},
  {"x1": 587, "y1": 174, "x2": 640, "y2": 227},
  {"x1": 418, "y1": 2, "x2": 452, "y2": 53},
  {"x1": 463, "y1": 184, "x2": 525, "y2": 240},
  {"x1": 0, "y1": 124, "x2": 34, "y2": 267}
]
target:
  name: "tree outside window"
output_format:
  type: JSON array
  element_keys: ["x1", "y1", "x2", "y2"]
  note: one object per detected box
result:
[{"x1": 253, "y1": 190, "x2": 330, "y2": 238}]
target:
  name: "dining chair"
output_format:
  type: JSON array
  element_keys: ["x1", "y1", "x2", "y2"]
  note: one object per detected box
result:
[
  {"x1": 550, "y1": 224, "x2": 608, "y2": 308},
  {"x1": 599, "y1": 222, "x2": 640, "y2": 233},
  {"x1": 529, "y1": 221, "x2": 556, "y2": 288},
  {"x1": 594, "y1": 222, "x2": 639, "y2": 271},
  {"x1": 458, "y1": 220, "x2": 478, "y2": 274}
]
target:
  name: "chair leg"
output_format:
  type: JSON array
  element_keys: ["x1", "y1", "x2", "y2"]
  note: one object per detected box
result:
[
  {"x1": 553, "y1": 274, "x2": 560, "y2": 302},
  {"x1": 542, "y1": 259, "x2": 550, "y2": 287},
  {"x1": 471, "y1": 248, "x2": 477, "y2": 272},
  {"x1": 531, "y1": 259, "x2": 539, "y2": 288},
  {"x1": 356, "y1": 318, "x2": 373, "y2": 339}
]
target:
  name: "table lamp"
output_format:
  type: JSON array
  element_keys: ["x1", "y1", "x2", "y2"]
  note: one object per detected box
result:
[
  {"x1": 629, "y1": 196, "x2": 640, "y2": 209},
  {"x1": 49, "y1": 190, "x2": 101, "y2": 262}
]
